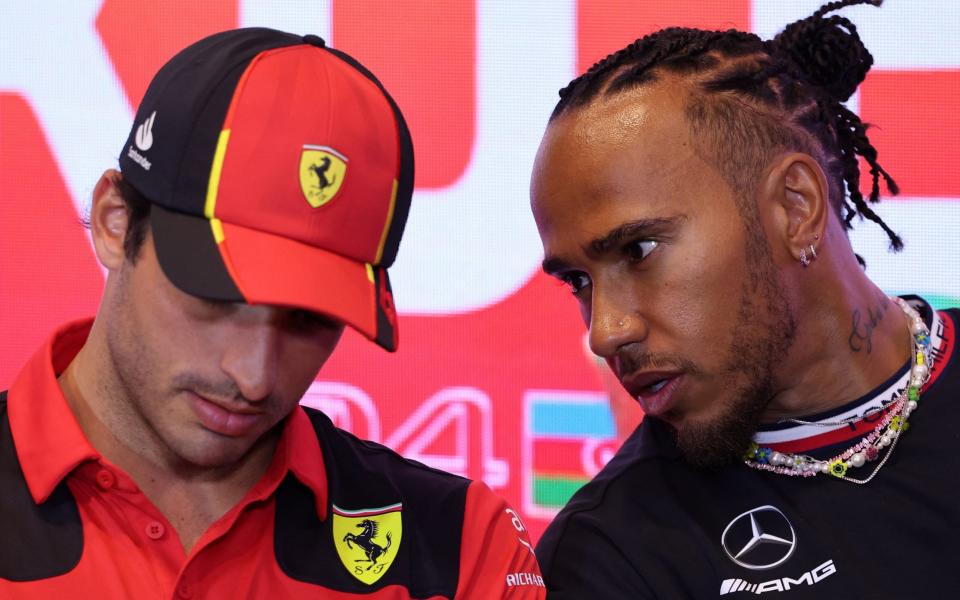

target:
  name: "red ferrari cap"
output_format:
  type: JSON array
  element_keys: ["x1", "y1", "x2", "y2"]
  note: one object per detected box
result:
[{"x1": 118, "y1": 29, "x2": 413, "y2": 351}]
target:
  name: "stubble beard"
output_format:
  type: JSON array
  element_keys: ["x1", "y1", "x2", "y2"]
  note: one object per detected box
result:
[
  {"x1": 106, "y1": 311, "x2": 252, "y2": 472},
  {"x1": 103, "y1": 272, "x2": 174, "y2": 464},
  {"x1": 104, "y1": 270, "x2": 281, "y2": 473},
  {"x1": 673, "y1": 221, "x2": 797, "y2": 468}
]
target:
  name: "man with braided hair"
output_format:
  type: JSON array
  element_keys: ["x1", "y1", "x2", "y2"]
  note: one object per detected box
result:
[{"x1": 531, "y1": 1, "x2": 959, "y2": 597}]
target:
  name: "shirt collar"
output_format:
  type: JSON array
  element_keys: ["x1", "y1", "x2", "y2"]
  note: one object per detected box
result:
[
  {"x1": 273, "y1": 405, "x2": 329, "y2": 521},
  {"x1": 8, "y1": 319, "x2": 329, "y2": 520},
  {"x1": 754, "y1": 297, "x2": 947, "y2": 449},
  {"x1": 8, "y1": 318, "x2": 100, "y2": 504}
]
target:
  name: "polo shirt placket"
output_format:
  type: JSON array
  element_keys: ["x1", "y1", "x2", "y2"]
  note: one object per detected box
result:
[{"x1": 3, "y1": 319, "x2": 330, "y2": 599}]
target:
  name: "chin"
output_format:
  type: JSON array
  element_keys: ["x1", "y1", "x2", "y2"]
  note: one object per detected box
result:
[
  {"x1": 674, "y1": 418, "x2": 753, "y2": 468},
  {"x1": 668, "y1": 353, "x2": 778, "y2": 466},
  {"x1": 672, "y1": 398, "x2": 768, "y2": 469},
  {"x1": 170, "y1": 435, "x2": 258, "y2": 470}
]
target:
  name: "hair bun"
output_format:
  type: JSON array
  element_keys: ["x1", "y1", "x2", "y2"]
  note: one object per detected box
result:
[{"x1": 772, "y1": 1, "x2": 880, "y2": 102}]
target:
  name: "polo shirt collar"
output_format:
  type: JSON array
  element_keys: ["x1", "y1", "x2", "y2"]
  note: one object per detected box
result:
[
  {"x1": 8, "y1": 318, "x2": 99, "y2": 504},
  {"x1": 275, "y1": 405, "x2": 329, "y2": 521},
  {"x1": 8, "y1": 319, "x2": 329, "y2": 520}
]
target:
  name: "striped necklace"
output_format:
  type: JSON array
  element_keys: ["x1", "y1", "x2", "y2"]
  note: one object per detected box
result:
[{"x1": 743, "y1": 297, "x2": 931, "y2": 484}]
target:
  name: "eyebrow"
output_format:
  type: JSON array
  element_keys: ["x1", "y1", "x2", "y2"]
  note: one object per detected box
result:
[
  {"x1": 588, "y1": 216, "x2": 685, "y2": 255},
  {"x1": 541, "y1": 215, "x2": 686, "y2": 276},
  {"x1": 541, "y1": 255, "x2": 572, "y2": 276}
]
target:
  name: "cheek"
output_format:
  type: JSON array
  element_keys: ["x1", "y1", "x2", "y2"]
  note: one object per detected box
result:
[
  {"x1": 126, "y1": 259, "x2": 215, "y2": 369},
  {"x1": 277, "y1": 332, "x2": 342, "y2": 392},
  {"x1": 652, "y1": 223, "x2": 749, "y2": 347},
  {"x1": 149, "y1": 301, "x2": 221, "y2": 375},
  {"x1": 120, "y1": 272, "x2": 187, "y2": 371}
]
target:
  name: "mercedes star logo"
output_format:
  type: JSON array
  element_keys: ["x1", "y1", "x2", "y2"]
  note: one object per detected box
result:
[{"x1": 721, "y1": 505, "x2": 797, "y2": 570}]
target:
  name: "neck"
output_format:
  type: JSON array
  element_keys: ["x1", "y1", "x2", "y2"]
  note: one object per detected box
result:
[
  {"x1": 760, "y1": 251, "x2": 912, "y2": 423},
  {"x1": 58, "y1": 318, "x2": 276, "y2": 553}
]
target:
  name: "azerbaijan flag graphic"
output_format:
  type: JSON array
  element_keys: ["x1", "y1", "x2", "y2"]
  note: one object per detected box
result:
[{"x1": 523, "y1": 391, "x2": 620, "y2": 518}]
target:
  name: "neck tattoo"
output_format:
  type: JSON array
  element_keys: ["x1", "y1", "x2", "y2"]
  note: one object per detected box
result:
[{"x1": 744, "y1": 297, "x2": 931, "y2": 484}]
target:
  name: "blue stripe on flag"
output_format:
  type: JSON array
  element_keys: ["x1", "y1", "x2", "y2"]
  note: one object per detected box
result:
[{"x1": 531, "y1": 399, "x2": 616, "y2": 437}]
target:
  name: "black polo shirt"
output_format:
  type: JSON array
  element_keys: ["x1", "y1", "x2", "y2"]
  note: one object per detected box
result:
[{"x1": 537, "y1": 301, "x2": 960, "y2": 599}]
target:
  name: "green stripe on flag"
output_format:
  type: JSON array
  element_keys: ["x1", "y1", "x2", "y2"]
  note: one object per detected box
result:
[{"x1": 533, "y1": 476, "x2": 590, "y2": 508}]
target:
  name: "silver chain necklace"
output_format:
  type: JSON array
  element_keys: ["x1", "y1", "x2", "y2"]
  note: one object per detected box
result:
[{"x1": 743, "y1": 297, "x2": 931, "y2": 484}]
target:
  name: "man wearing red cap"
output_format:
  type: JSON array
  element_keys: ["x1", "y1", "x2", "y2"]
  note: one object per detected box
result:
[{"x1": 0, "y1": 29, "x2": 543, "y2": 599}]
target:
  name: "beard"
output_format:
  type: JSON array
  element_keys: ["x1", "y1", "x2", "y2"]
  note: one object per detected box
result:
[
  {"x1": 673, "y1": 365, "x2": 776, "y2": 469},
  {"x1": 672, "y1": 218, "x2": 797, "y2": 468},
  {"x1": 102, "y1": 266, "x2": 260, "y2": 471},
  {"x1": 102, "y1": 267, "x2": 172, "y2": 461}
]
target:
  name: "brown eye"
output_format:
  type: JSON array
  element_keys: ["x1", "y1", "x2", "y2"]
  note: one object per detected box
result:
[
  {"x1": 625, "y1": 240, "x2": 658, "y2": 262},
  {"x1": 561, "y1": 272, "x2": 591, "y2": 295}
]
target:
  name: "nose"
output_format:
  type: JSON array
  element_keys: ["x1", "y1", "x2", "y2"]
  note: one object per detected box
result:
[
  {"x1": 588, "y1": 283, "x2": 648, "y2": 360},
  {"x1": 219, "y1": 307, "x2": 283, "y2": 402}
]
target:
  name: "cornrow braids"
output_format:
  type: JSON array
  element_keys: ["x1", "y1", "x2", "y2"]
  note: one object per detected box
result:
[{"x1": 553, "y1": 0, "x2": 903, "y2": 252}]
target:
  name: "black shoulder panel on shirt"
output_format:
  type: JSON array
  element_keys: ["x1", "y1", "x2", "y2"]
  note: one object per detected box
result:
[
  {"x1": 275, "y1": 407, "x2": 470, "y2": 599},
  {"x1": 535, "y1": 416, "x2": 676, "y2": 578},
  {"x1": 0, "y1": 391, "x2": 83, "y2": 581}
]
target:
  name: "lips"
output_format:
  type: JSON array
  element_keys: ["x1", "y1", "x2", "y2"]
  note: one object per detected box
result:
[
  {"x1": 187, "y1": 392, "x2": 264, "y2": 437},
  {"x1": 620, "y1": 371, "x2": 684, "y2": 417}
]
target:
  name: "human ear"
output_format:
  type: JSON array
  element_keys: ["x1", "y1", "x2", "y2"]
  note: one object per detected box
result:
[
  {"x1": 759, "y1": 153, "x2": 829, "y2": 265},
  {"x1": 89, "y1": 169, "x2": 130, "y2": 272}
]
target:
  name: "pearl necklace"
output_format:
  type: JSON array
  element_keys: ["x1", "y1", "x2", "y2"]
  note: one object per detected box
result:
[{"x1": 744, "y1": 297, "x2": 932, "y2": 484}]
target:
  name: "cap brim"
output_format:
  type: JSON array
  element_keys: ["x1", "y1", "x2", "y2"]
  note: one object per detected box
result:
[{"x1": 151, "y1": 205, "x2": 398, "y2": 351}]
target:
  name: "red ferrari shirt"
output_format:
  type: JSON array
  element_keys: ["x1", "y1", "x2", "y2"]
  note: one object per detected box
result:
[{"x1": 0, "y1": 320, "x2": 545, "y2": 599}]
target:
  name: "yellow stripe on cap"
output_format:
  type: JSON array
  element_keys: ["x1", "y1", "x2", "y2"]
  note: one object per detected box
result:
[
  {"x1": 365, "y1": 263, "x2": 375, "y2": 283},
  {"x1": 210, "y1": 218, "x2": 225, "y2": 244},
  {"x1": 374, "y1": 179, "x2": 399, "y2": 264},
  {"x1": 205, "y1": 130, "x2": 231, "y2": 219}
]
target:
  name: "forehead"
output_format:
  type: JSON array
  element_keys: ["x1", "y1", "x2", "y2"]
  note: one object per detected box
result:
[{"x1": 530, "y1": 79, "x2": 733, "y2": 241}]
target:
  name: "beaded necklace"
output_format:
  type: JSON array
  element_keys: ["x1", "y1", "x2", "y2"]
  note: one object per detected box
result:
[{"x1": 744, "y1": 297, "x2": 931, "y2": 484}]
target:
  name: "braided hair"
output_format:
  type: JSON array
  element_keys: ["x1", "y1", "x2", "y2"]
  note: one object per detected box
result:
[{"x1": 554, "y1": 0, "x2": 903, "y2": 251}]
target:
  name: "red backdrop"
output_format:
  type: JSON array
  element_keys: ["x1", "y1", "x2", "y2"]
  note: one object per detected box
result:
[{"x1": 2, "y1": 0, "x2": 958, "y2": 542}]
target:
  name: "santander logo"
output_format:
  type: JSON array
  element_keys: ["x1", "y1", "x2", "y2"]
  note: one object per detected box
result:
[{"x1": 135, "y1": 110, "x2": 156, "y2": 151}]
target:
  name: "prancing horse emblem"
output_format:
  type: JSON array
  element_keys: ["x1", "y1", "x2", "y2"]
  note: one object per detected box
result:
[
  {"x1": 343, "y1": 519, "x2": 393, "y2": 570},
  {"x1": 298, "y1": 145, "x2": 348, "y2": 208},
  {"x1": 311, "y1": 156, "x2": 336, "y2": 190},
  {"x1": 332, "y1": 503, "x2": 402, "y2": 585}
]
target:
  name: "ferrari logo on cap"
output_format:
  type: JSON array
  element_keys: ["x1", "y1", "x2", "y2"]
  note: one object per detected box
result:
[
  {"x1": 299, "y1": 145, "x2": 348, "y2": 208},
  {"x1": 332, "y1": 503, "x2": 402, "y2": 585}
]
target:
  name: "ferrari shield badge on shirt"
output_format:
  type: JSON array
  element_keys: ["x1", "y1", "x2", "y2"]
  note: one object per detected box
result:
[
  {"x1": 332, "y1": 503, "x2": 402, "y2": 584},
  {"x1": 299, "y1": 145, "x2": 348, "y2": 208}
]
